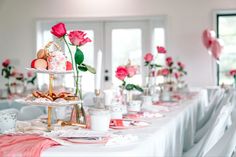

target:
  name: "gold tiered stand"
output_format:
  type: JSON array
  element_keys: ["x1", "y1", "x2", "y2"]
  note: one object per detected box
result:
[{"x1": 21, "y1": 68, "x2": 82, "y2": 131}]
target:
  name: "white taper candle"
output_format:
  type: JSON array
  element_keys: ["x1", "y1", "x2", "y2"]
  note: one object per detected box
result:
[{"x1": 95, "y1": 50, "x2": 102, "y2": 91}]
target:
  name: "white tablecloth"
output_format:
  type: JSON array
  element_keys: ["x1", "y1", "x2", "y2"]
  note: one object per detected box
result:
[{"x1": 42, "y1": 89, "x2": 208, "y2": 157}]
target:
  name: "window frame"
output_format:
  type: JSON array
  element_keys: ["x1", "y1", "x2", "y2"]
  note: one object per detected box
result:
[{"x1": 215, "y1": 11, "x2": 236, "y2": 85}]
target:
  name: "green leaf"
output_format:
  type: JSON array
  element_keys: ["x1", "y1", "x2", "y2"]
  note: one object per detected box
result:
[
  {"x1": 78, "y1": 64, "x2": 88, "y2": 72},
  {"x1": 125, "y1": 84, "x2": 134, "y2": 91},
  {"x1": 133, "y1": 85, "x2": 144, "y2": 92},
  {"x1": 153, "y1": 64, "x2": 162, "y2": 68},
  {"x1": 84, "y1": 64, "x2": 96, "y2": 74},
  {"x1": 74, "y1": 47, "x2": 84, "y2": 65}
]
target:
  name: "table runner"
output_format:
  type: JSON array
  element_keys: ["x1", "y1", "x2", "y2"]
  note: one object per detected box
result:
[{"x1": 0, "y1": 134, "x2": 59, "y2": 157}]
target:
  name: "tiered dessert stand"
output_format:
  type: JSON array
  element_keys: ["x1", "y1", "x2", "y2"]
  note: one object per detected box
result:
[{"x1": 17, "y1": 68, "x2": 82, "y2": 131}]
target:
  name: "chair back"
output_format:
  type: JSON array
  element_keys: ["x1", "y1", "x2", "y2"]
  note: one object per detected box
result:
[
  {"x1": 83, "y1": 92, "x2": 95, "y2": 107},
  {"x1": 18, "y1": 106, "x2": 44, "y2": 121},
  {"x1": 204, "y1": 122, "x2": 236, "y2": 157},
  {"x1": 0, "y1": 108, "x2": 19, "y2": 133},
  {"x1": 198, "y1": 103, "x2": 234, "y2": 157}
]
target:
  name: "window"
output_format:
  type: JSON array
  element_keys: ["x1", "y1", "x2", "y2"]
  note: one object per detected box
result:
[
  {"x1": 36, "y1": 17, "x2": 166, "y2": 92},
  {"x1": 217, "y1": 13, "x2": 236, "y2": 85}
]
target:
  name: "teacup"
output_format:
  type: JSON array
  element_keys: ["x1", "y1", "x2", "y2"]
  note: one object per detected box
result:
[
  {"x1": 89, "y1": 108, "x2": 111, "y2": 131},
  {"x1": 110, "y1": 105, "x2": 123, "y2": 119},
  {"x1": 127, "y1": 100, "x2": 142, "y2": 112}
]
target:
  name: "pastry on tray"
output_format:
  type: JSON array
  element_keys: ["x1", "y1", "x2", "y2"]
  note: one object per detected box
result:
[{"x1": 31, "y1": 90, "x2": 78, "y2": 101}]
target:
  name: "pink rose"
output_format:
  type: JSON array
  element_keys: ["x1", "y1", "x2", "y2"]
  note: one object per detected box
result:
[
  {"x1": 161, "y1": 68, "x2": 169, "y2": 76},
  {"x1": 69, "y1": 31, "x2": 92, "y2": 46},
  {"x1": 174, "y1": 72, "x2": 179, "y2": 79},
  {"x1": 230, "y1": 69, "x2": 236, "y2": 76},
  {"x1": 166, "y1": 57, "x2": 173, "y2": 66},
  {"x1": 157, "y1": 46, "x2": 166, "y2": 54},
  {"x1": 126, "y1": 65, "x2": 137, "y2": 77},
  {"x1": 144, "y1": 53, "x2": 153, "y2": 62},
  {"x1": 2, "y1": 59, "x2": 10, "y2": 67},
  {"x1": 51, "y1": 23, "x2": 67, "y2": 38},
  {"x1": 177, "y1": 62, "x2": 185, "y2": 69},
  {"x1": 115, "y1": 66, "x2": 128, "y2": 80},
  {"x1": 27, "y1": 71, "x2": 34, "y2": 77}
]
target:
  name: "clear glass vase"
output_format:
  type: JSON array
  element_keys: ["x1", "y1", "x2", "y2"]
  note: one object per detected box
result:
[{"x1": 70, "y1": 75, "x2": 86, "y2": 125}]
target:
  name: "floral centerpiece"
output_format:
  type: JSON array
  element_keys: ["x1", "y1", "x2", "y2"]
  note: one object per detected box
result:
[
  {"x1": 229, "y1": 69, "x2": 236, "y2": 87},
  {"x1": 50, "y1": 22, "x2": 95, "y2": 98}
]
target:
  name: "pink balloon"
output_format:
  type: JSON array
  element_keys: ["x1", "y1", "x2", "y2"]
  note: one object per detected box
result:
[
  {"x1": 211, "y1": 39, "x2": 223, "y2": 61},
  {"x1": 202, "y1": 29, "x2": 216, "y2": 49}
]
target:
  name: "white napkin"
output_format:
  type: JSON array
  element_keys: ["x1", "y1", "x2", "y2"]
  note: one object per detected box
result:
[
  {"x1": 142, "y1": 104, "x2": 169, "y2": 112},
  {"x1": 106, "y1": 134, "x2": 139, "y2": 146}
]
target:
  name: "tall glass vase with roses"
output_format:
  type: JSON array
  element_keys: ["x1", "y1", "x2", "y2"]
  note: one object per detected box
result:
[
  {"x1": 175, "y1": 61, "x2": 187, "y2": 89},
  {"x1": 229, "y1": 69, "x2": 236, "y2": 88},
  {"x1": 115, "y1": 64, "x2": 143, "y2": 106},
  {"x1": 51, "y1": 23, "x2": 96, "y2": 124},
  {"x1": 165, "y1": 57, "x2": 175, "y2": 84},
  {"x1": 1, "y1": 59, "x2": 15, "y2": 95},
  {"x1": 144, "y1": 52, "x2": 162, "y2": 93}
]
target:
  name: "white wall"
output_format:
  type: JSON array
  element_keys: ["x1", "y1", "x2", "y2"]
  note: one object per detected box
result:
[{"x1": 0, "y1": 0, "x2": 235, "y2": 88}]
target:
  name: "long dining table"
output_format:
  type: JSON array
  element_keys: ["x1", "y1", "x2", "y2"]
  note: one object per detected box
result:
[{"x1": 41, "y1": 88, "x2": 208, "y2": 157}]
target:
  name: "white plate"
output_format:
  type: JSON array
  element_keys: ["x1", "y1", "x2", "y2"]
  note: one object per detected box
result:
[
  {"x1": 26, "y1": 68, "x2": 74, "y2": 74},
  {"x1": 15, "y1": 98, "x2": 82, "y2": 107}
]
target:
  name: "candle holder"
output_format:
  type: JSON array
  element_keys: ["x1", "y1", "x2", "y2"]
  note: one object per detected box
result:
[{"x1": 94, "y1": 89, "x2": 105, "y2": 109}]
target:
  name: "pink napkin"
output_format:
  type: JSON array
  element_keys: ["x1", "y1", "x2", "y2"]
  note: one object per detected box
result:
[{"x1": 0, "y1": 134, "x2": 60, "y2": 157}]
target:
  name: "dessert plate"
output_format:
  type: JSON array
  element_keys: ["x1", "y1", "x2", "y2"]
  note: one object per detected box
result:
[
  {"x1": 15, "y1": 98, "x2": 82, "y2": 107},
  {"x1": 26, "y1": 68, "x2": 73, "y2": 74},
  {"x1": 110, "y1": 119, "x2": 150, "y2": 130}
]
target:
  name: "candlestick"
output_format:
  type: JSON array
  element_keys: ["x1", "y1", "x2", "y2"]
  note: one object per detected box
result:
[{"x1": 95, "y1": 50, "x2": 102, "y2": 91}]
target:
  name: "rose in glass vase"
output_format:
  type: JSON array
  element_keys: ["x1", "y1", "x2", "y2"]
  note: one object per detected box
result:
[
  {"x1": 115, "y1": 62, "x2": 143, "y2": 103},
  {"x1": 175, "y1": 61, "x2": 187, "y2": 88},
  {"x1": 51, "y1": 22, "x2": 95, "y2": 98},
  {"x1": 229, "y1": 69, "x2": 236, "y2": 88},
  {"x1": 51, "y1": 22, "x2": 96, "y2": 125},
  {"x1": 1, "y1": 59, "x2": 15, "y2": 94}
]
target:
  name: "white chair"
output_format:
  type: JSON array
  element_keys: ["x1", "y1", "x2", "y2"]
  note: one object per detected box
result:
[
  {"x1": 194, "y1": 91, "x2": 233, "y2": 143},
  {"x1": 204, "y1": 122, "x2": 236, "y2": 157},
  {"x1": 0, "y1": 102, "x2": 10, "y2": 110},
  {"x1": 183, "y1": 103, "x2": 234, "y2": 157},
  {"x1": 0, "y1": 108, "x2": 19, "y2": 133},
  {"x1": 196, "y1": 88, "x2": 225, "y2": 131},
  {"x1": 18, "y1": 106, "x2": 44, "y2": 121},
  {"x1": 83, "y1": 92, "x2": 95, "y2": 107}
]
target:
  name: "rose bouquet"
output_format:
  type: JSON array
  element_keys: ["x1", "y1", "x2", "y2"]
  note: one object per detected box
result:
[
  {"x1": 115, "y1": 63, "x2": 143, "y2": 93},
  {"x1": 50, "y1": 23, "x2": 96, "y2": 98}
]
